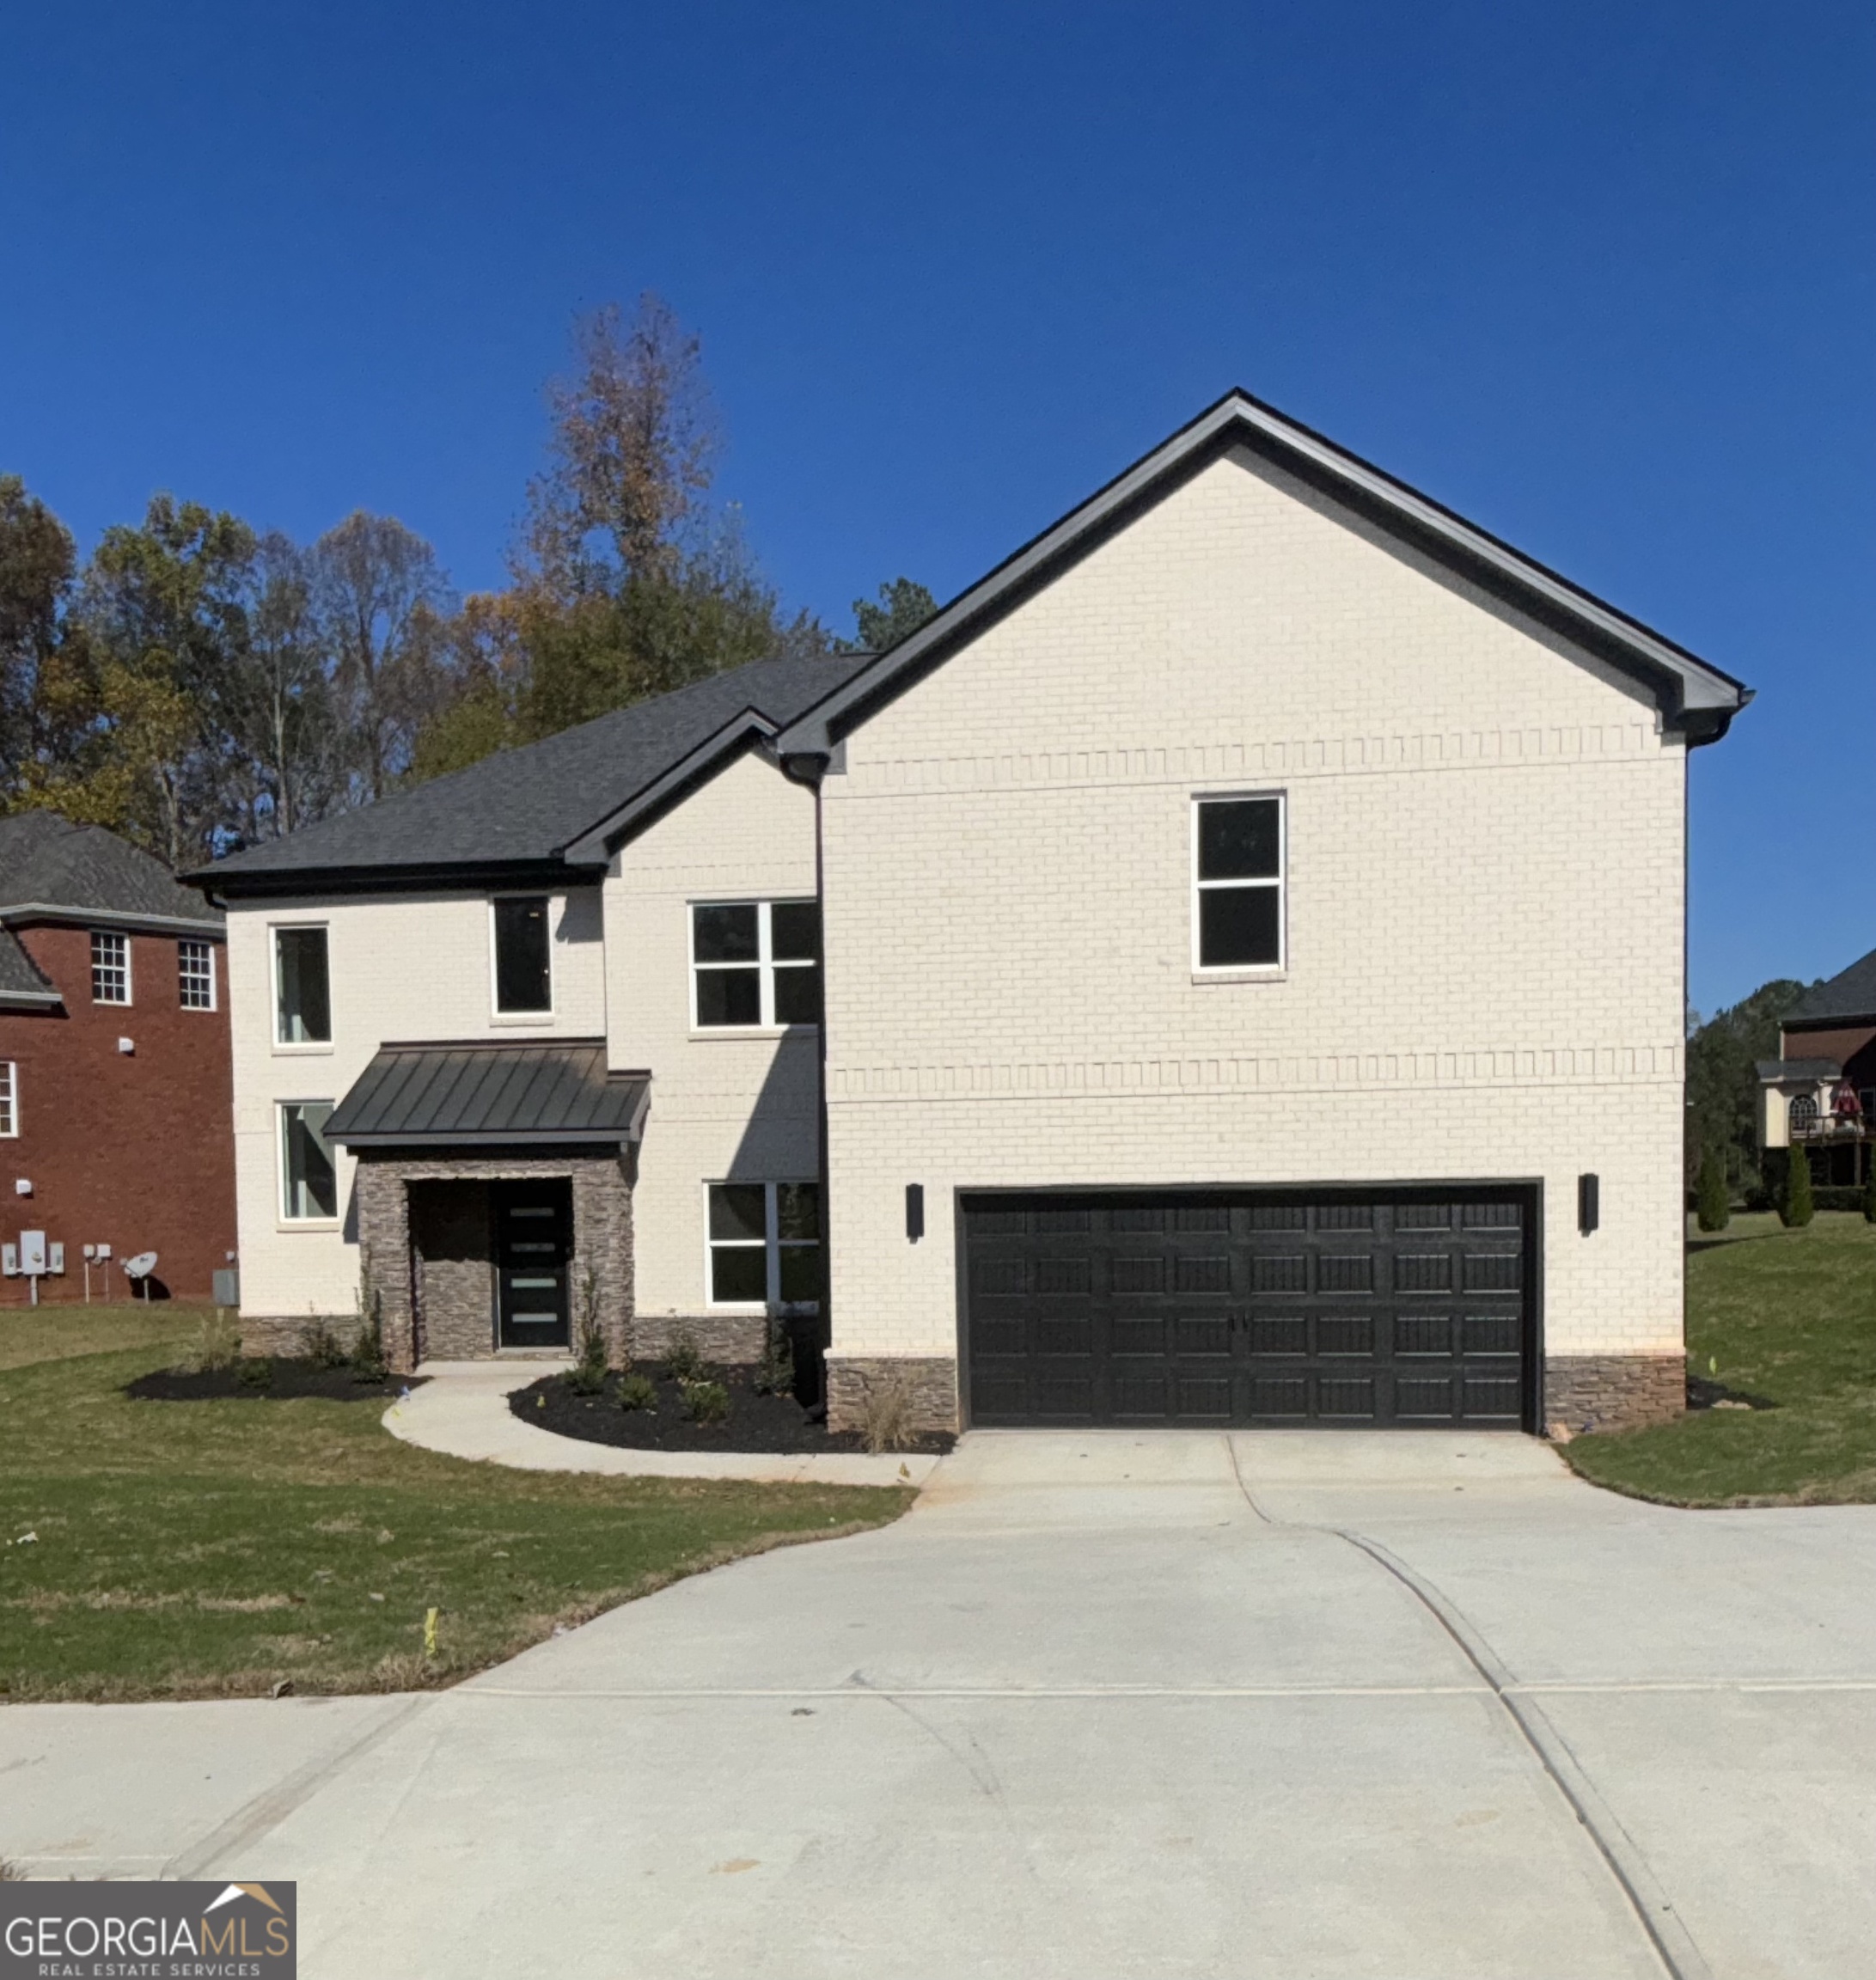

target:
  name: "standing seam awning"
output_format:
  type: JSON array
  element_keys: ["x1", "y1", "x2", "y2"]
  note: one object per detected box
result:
[{"x1": 325, "y1": 1041, "x2": 650, "y2": 1147}]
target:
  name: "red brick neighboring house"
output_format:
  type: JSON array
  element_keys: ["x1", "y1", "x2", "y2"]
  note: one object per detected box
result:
[{"x1": 0, "y1": 812, "x2": 234, "y2": 1305}]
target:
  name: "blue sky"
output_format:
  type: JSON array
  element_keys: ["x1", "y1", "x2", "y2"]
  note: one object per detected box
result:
[{"x1": 2, "y1": 2, "x2": 1869, "y2": 1013}]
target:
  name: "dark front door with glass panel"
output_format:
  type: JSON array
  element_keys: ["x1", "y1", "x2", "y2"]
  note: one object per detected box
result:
[{"x1": 493, "y1": 1181, "x2": 572, "y2": 1348}]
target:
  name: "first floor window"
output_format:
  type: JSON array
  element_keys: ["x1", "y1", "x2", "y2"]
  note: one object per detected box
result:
[
  {"x1": 1194, "y1": 793, "x2": 1285, "y2": 969},
  {"x1": 275, "y1": 926, "x2": 331, "y2": 1043},
  {"x1": 0, "y1": 1060, "x2": 15, "y2": 1137},
  {"x1": 692, "y1": 900, "x2": 820, "y2": 1027},
  {"x1": 492, "y1": 895, "x2": 553, "y2": 1013},
  {"x1": 280, "y1": 1102, "x2": 338, "y2": 1219},
  {"x1": 91, "y1": 930, "x2": 130, "y2": 1004},
  {"x1": 707, "y1": 1182, "x2": 821, "y2": 1308},
  {"x1": 178, "y1": 938, "x2": 216, "y2": 1010}
]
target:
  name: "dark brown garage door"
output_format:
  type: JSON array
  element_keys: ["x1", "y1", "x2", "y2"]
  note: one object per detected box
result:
[{"x1": 962, "y1": 1189, "x2": 1534, "y2": 1429}]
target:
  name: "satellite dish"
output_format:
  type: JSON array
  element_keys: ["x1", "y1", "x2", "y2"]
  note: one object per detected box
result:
[{"x1": 122, "y1": 1251, "x2": 158, "y2": 1280}]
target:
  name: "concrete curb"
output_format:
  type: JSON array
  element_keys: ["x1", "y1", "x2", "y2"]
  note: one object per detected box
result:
[{"x1": 382, "y1": 1359, "x2": 941, "y2": 1488}]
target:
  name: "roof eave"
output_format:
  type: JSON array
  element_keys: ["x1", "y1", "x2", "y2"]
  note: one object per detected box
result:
[
  {"x1": 560, "y1": 711, "x2": 781, "y2": 865},
  {"x1": 0, "y1": 901, "x2": 223, "y2": 935}
]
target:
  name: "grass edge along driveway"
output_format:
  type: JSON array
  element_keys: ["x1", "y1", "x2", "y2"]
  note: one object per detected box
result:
[
  {"x1": 1565, "y1": 1212, "x2": 1876, "y2": 1507},
  {"x1": 0, "y1": 1325, "x2": 911, "y2": 1704}
]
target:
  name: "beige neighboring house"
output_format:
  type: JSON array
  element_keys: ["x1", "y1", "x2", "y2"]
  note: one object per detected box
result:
[{"x1": 190, "y1": 391, "x2": 1749, "y2": 1434}]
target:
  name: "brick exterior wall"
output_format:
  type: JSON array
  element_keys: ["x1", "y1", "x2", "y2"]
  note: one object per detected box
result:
[
  {"x1": 816, "y1": 447, "x2": 1691, "y2": 1381},
  {"x1": 1544, "y1": 1354, "x2": 1686, "y2": 1433},
  {"x1": 1, "y1": 921, "x2": 234, "y2": 1306},
  {"x1": 826, "y1": 1355, "x2": 960, "y2": 1437}
]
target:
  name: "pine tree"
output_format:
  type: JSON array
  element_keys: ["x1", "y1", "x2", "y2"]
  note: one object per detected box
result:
[
  {"x1": 1781, "y1": 1146, "x2": 1815, "y2": 1228},
  {"x1": 1696, "y1": 1146, "x2": 1730, "y2": 1231}
]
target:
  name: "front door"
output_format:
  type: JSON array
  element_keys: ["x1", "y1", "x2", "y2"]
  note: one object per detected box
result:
[{"x1": 493, "y1": 1181, "x2": 572, "y2": 1348}]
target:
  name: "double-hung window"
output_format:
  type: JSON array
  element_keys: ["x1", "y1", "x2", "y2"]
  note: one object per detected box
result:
[
  {"x1": 90, "y1": 931, "x2": 130, "y2": 1005},
  {"x1": 692, "y1": 901, "x2": 820, "y2": 1028},
  {"x1": 279, "y1": 1102, "x2": 338, "y2": 1220},
  {"x1": 178, "y1": 938, "x2": 216, "y2": 1010},
  {"x1": 274, "y1": 926, "x2": 332, "y2": 1044},
  {"x1": 0, "y1": 1060, "x2": 15, "y2": 1137},
  {"x1": 1193, "y1": 795, "x2": 1285, "y2": 970},
  {"x1": 492, "y1": 896, "x2": 553, "y2": 1015},
  {"x1": 706, "y1": 1182, "x2": 821, "y2": 1309}
]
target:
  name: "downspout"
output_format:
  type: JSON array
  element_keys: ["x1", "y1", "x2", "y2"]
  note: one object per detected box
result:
[{"x1": 779, "y1": 749, "x2": 833, "y2": 1409}]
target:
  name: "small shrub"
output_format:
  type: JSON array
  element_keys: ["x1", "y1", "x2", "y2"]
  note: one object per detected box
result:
[
  {"x1": 663, "y1": 1327, "x2": 705, "y2": 1384},
  {"x1": 617, "y1": 1372, "x2": 657, "y2": 1413},
  {"x1": 752, "y1": 1317, "x2": 795, "y2": 1396},
  {"x1": 855, "y1": 1368, "x2": 920, "y2": 1455},
  {"x1": 236, "y1": 1354, "x2": 275, "y2": 1390},
  {"x1": 681, "y1": 1378, "x2": 730, "y2": 1426},
  {"x1": 304, "y1": 1320, "x2": 350, "y2": 1370},
  {"x1": 567, "y1": 1286, "x2": 609, "y2": 1396},
  {"x1": 1780, "y1": 1147, "x2": 1815, "y2": 1229},
  {"x1": 1695, "y1": 1148, "x2": 1730, "y2": 1232},
  {"x1": 350, "y1": 1316, "x2": 388, "y2": 1384},
  {"x1": 178, "y1": 1311, "x2": 241, "y2": 1374}
]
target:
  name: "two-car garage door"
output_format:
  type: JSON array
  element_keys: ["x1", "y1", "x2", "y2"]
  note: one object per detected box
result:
[{"x1": 962, "y1": 1189, "x2": 1534, "y2": 1429}]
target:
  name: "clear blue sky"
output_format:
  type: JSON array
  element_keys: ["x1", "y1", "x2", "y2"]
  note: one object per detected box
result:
[{"x1": 3, "y1": 3, "x2": 1869, "y2": 1014}]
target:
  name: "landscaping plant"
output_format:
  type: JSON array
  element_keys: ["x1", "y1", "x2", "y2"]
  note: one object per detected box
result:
[
  {"x1": 178, "y1": 1311, "x2": 241, "y2": 1376},
  {"x1": 305, "y1": 1320, "x2": 350, "y2": 1370},
  {"x1": 857, "y1": 1369, "x2": 920, "y2": 1455},
  {"x1": 681, "y1": 1378, "x2": 730, "y2": 1426},
  {"x1": 1781, "y1": 1146, "x2": 1816, "y2": 1229},
  {"x1": 1696, "y1": 1147, "x2": 1730, "y2": 1231},
  {"x1": 752, "y1": 1316, "x2": 795, "y2": 1397},
  {"x1": 567, "y1": 1278, "x2": 609, "y2": 1397},
  {"x1": 616, "y1": 1372, "x2": 657, "y2": 1412},
  {"x1": 663, "y1": 1328, "x2": 705, "y2": 1384}
]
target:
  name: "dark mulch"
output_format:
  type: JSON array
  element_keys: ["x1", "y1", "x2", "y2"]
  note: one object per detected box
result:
[
  {"x1": 1685, "y1": 1373, "x2": 1778, "y2": 1412},
  {"x1": 513, "y1": 1366, "x2": 955, "y2": 1456},
  {"x1": 125, "y1": 1360, "x2": 426, "y2": 1403}
]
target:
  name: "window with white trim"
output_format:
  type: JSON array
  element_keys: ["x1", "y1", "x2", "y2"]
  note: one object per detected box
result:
[
  {"x1": 706, "y1": 1182, "x2": 821, "y2": 1309},
  {"x1": 178, "y1": 938, "x2": 216, "y2": 1010},
  {"x1": 90, "y1": 931, "x2": 130, "y2": 1004},
  {"x1": 492, "y1": 895, "x2": 553, "y2": 1014},
  {"x1": 279, "y1": 1102, "x2": 338, "y2": 1219},
  {"x1": 691, "y1": 901, "x2": 820, "y2": 1028},
  {"x1": 274, "y1": 926, "x2": 331, "y2": 1044},
  {"x1": 0, "y1": 1060, "x2": 15, "y2": 1138},
  {"x1": 1193, "y1": 795, "x2": 1285, "y2": 970}
]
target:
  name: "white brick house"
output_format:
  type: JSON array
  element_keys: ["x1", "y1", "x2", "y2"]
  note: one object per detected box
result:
[{"x1": 193, "y1": 392, "x2": 1747, "y2": 1433}]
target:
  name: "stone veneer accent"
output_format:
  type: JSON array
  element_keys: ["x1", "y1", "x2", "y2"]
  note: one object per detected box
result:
[
  {"x1": 1543, "y1": 1353, "x2": 1684, "y2": 1433},
  {"x1": 826, "y1": 1355, "x2": 960, "y2": 1436},
  {"x1": 354, "y1": 1146, "x2": 634, "y2": 1374},
  {"x1": 630, "y1": 1313, "x2": 768, "y2": 1366}
]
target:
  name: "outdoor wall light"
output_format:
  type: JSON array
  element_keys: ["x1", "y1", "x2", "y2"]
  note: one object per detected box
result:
[
  {"x1": 1578, "y1": 1172, "x2": 1600, "y2": 1235},
  {"x1": 905, "y1": 1183, "x2": 925, "y2": 1244}
]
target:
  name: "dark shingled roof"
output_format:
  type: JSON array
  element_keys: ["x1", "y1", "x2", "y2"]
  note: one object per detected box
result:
[
  {"x1": 0, "y1": 811, "x2": 222, "y2": 929},
  {"x1": 196, "y1": 652, "x2": 869, "y2": 890},
  {"x1": 1786, "y1": 946, "x2": 1876, "y2": 1029},
  {"x1": 0, "y1": 928, "x2": 58, "y2": 1006},
  {"x1": 326, "y1": 1041, "x2": 650, "y2": 1147}
]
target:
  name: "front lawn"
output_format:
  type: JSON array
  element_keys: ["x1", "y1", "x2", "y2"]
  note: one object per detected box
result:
[
  {"x1": 1564, "y1": 1212, "x2": 1876, "y2": 1506},
  {"x1": 0, "y1": 1318, "x2": 910, "y2": 1702}
]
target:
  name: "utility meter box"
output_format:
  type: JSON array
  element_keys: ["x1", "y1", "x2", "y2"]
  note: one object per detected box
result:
[
  {"x1": 48, "y1": 1242, "x2": 64, "y2": 1274},
  {"x1": 19, "y1": 1230, "x2": 47, "y2": 1275},
  {"x1": 1, "y1": 1244, "x2": 15, "y2": 1276}
]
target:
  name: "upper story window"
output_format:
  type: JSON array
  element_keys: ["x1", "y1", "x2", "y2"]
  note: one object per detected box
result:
[
  {"x1": 1193, "y1": 795, "x2": 1285, "y2": 971},
  {"x1": 275, "y1": 926, "x2": 332, "y2": 1045},
  {"x1": 0, "y1": 1060, "x2": 15, "y2": 1138},
  {"x1": 692, "y1": 901, "x2": 820, "y2": 1029},
  {"x1": 90, "y1": 931, "x2": 130, "y2": 1005},
  {"x1": 178, "y1": 938, "x2": 216, "y2": 1011},
  {"x1": 492, "y1": 896, "x2": 553, "y2": 1015}
]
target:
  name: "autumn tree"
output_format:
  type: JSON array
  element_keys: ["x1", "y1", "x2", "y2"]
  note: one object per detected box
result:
[{"x1": 0, "y1": 475, "x2": 84, "y2": 798}]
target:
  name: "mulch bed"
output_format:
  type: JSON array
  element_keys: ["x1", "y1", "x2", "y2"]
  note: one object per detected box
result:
[
  {"x1": 512, "y1": 1366, "x2": 954, "y2": 1456},
  {"x1": 125, "y1": 1360, "x2": 426, "y2": 1402}
]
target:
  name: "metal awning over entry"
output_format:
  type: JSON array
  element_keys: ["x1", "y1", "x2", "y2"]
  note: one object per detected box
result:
[{"x1": 326, "y1": 1040, "x2": 650, "y2": 1149}]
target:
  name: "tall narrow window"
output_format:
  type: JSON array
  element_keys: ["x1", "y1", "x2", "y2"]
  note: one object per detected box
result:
[
  {"x1": 0, "y1": 1060, "x2": 16, "y2": 1138},
  {"x1": 706, "y1": 1182, "x2": 822, "y2": 1309},
  {"x1": 1193, "y1": 796, "x2": 1285, "y2": 970},
  {"x1": 692, "y1": 901, "x2": 820, "y2": 1028},
  {"x1": 279, "y1": 1102, "x2": 337, "y2": 1219},
  {"x1": 275, "y1": 927, "x2": 331, "y2": 1044},
  {"x1": 492, "y1": 896, "x2": 553, "y2": 1014},
  {"x1": 178, "y1": 938, "x2": 216, "y2": 1010},
  {"x1": 90, "y1": 931, "x2": 130, "y2": 1005}
]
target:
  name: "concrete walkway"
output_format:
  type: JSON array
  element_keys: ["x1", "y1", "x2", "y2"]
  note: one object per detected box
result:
[
  {"x1": 383, "y1": 1360, "x2": 942, "y2": 1486},
  {"x1": 7, "y1": 1431, "x2": 1876, "y2": 1978}
]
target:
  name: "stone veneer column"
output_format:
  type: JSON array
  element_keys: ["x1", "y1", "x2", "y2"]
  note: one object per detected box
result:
[
  {"x1": 825, "y1": 1356, "x2": 959, "y2": 1436},
  {"x1": 569, "y1": 1157, "x2": 635, "y2": 1366},
  {"x1": 354, "y1": 1158, "x2": 416, "y2": 1373},
  {"x1": 1543, "y1": 1353, "x2": 1685, "y2": 1433}
]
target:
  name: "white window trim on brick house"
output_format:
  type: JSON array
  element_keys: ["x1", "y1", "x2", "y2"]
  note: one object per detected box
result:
[
  {"x1": 178, "y1": 938, "x2": 217, "y2": 1011},
  {"x1": 1190, "y1": 791, "x2": 1287, "y2": 978},
  {"x1": 90, "y1": 930, "x2": 131, "y2": 1005},
  {"x1": 688, "y1": 899, "x2": 821, "y2": 1034},
  {"x1": 703, "y1": 1181, "x2": 822, "y2": 1312},
  {"x1": 271, "y1": 921, "x2": 333, "y2": 1053},
  {"x1": 487, "y1": 894, "x2": 557, "y2": 1023},
  {"x1": 278, "y1": 1099, "x2": 340, "y2": 1225},
  {"x1": 0, "y1": 1060, "x2": 16, "y2": 1137}
]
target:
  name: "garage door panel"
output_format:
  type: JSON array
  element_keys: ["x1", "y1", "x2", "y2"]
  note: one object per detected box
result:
[{"x1": 963, "y1": 1189, "x2": 1532, "y2": 1429}]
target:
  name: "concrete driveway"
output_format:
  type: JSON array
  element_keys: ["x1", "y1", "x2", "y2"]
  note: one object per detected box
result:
[{"x1": 7, "y1": 1432, "x2": 1876, "y2": 1979}]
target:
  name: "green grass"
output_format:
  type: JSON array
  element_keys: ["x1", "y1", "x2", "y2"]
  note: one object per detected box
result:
[
  {"x1": 1565, "y1": 1211, "x2": 1876, "y2": 1506},
  {"x1": 0, "y1": 1299, "x2": 225, "y2": 1371},
  {"x1": 0, "y1": 1317, "x2": 910, "y2": 1702}
]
